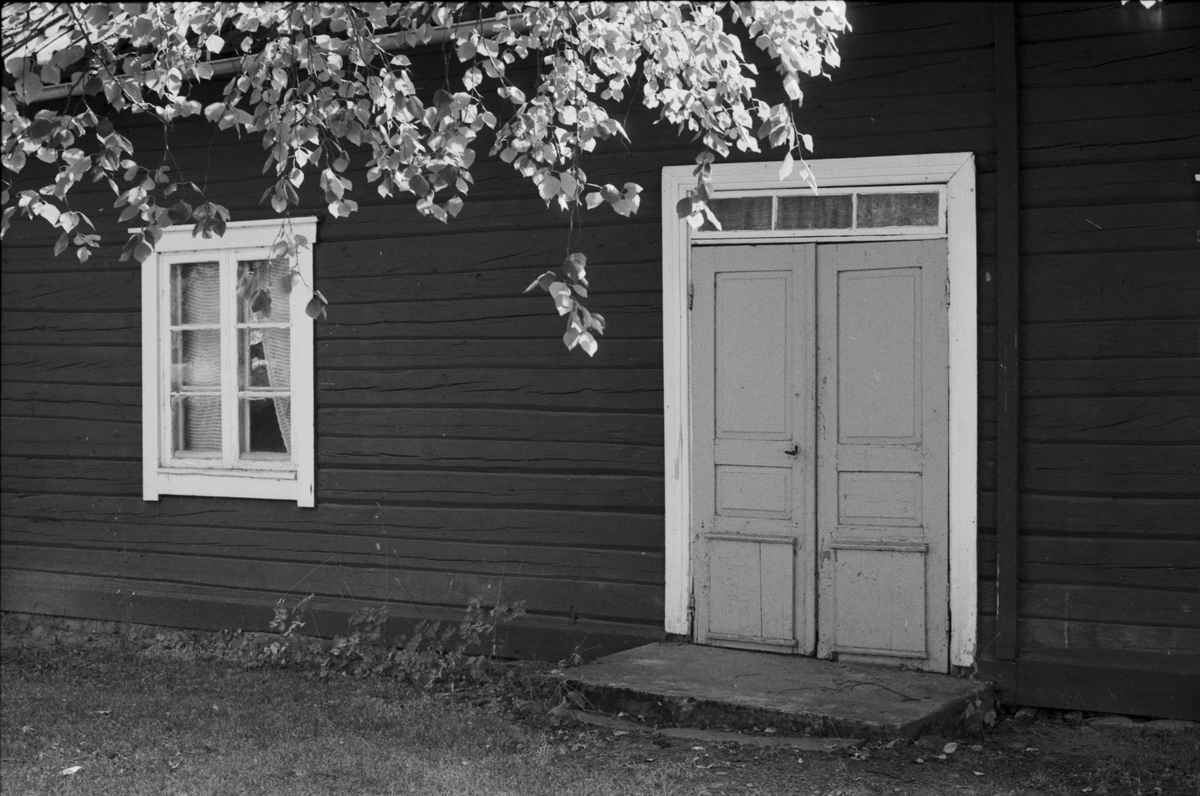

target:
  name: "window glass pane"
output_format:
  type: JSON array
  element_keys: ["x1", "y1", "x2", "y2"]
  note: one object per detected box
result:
[
  {"x1": 239, "y1": 329, "x2": 289, "y2": 391},
  {"x1": 171, "y1": 262, "x2": 220, "y2": 325},
  {"x1": 238, "y1": 260, "x2": 291, "y2": 324},
  {"x1": 699, "y1": 196, "x2": 773, "y2": 231},
  {"x1": 171, "y1": 395, "x2": 222, "y2": 455},
  {"x1": 241, "y1": 398, "x2": 290, "y2": 457},
  {"x1": 171, "y1": 330, "x2": 221, "y2": 389},
  {"x1": 777, "y1": 194, "x2": 853, "y2": 229},
  {"x1": 856, "y1": 192, "x2": 940, "y2": 228}
]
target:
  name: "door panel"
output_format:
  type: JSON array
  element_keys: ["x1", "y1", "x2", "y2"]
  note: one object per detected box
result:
[
  {"x1": 816, "y1": 240, "x2": 949, "y2": 671},
  {"x1": 706, "y1": 535, "x2": 796, "y2": 644},
  {"x1": 836, "y1": 269, "x2": 921, "y2": 440},
  {"x1": 715, "y1": 273, "x2": 791, "y2": 437},
  {"x1": 832, "y1": 545, "x2": 927, "y2": 658},
  {"x1": 692, "y1": 245, "x2": 816, "y2": 653},
  {"x1": 716, "y1": 465, "x2": 793, "y2": 517},
  {"x1": 838, "y1": 471, "x2": 923, "y2": 526}
]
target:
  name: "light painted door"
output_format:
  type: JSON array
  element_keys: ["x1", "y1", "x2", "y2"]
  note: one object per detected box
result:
[
  {"x1": 691, "y1": 240, "x2": 950, "y2": 672},
  {"x1": 691, "y1": 244, "x2": 817, "y2": 654},
  {"x1": 815, "y1": 241, "x2": 949, "y2": 672}
]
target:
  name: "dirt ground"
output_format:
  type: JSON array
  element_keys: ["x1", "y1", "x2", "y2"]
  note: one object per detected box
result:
[
  {"x1": 536, "y1": 704, "x2": 1200, "y2": 795},
  {"x1": 2, "y1": 616, "x2": 1197, "y2": 796}
]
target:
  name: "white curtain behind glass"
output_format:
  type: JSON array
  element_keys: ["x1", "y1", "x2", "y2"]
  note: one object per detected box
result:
[
  {"x1": 255, "y1": 258, "x2": 291, "y2": 453},
  {"x1": 181, "y1": 265, "x2": 222, "y2": 452}
]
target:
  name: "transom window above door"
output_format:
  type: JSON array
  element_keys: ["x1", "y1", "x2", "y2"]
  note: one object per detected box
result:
[
  {"x1": 142, "y1": 218, "x2": 317, "y2": 506},
  {"x1": 696, "y1": 186, "x2": 946, "y2": 238}
]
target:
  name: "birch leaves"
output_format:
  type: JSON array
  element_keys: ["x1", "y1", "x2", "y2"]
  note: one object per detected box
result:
[
  {"x1": 1, "y1": 2, "x2": 847, "y2": 353},
  {"x1": 525, "y1": 253, "x2": 605, "y2": 356}
]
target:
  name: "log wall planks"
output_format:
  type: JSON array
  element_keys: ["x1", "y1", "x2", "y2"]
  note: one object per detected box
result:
[
  {"x1": 975, "y1": 1, "x2": 1199, "y2": 718},
  {"x1": 1, "y1": 39, "x2": 683, "y2": 661},
  {"x1": 2, "y1": 3, "x2": 1197, "y2": 715}
]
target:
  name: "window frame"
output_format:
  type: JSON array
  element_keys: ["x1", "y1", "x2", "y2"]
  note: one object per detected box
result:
[{"x1": 142, "y1": 217, "x2": 317, "y2": 506}]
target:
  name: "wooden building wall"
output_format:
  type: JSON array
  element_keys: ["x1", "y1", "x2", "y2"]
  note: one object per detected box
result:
[
  {"x1": 975, "y1": 2, "x2": 1200, "y2": 720},
  {"x1": 2, "y1": 3, "x2": 1196, "y2": 715},
  {"x1": 1, "y1": 72, "x2": 674, "y2": 662}
]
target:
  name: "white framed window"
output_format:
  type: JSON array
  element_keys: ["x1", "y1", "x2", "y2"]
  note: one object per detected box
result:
[{"x1": 142, "y1": 218, "x2": 317, "y2": 506}]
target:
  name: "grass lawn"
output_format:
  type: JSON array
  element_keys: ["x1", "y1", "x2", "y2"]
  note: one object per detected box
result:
[{"x1": 2, "y1": 619, "x2": 1197, "y2": 796}]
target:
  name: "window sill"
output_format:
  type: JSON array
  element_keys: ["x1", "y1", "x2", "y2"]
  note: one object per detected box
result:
[{"x1": 149, "y1": 468, "x2": 312, "y2": 505}]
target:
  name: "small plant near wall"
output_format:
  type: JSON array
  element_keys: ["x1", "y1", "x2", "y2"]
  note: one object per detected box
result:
[
  {"x1": 319, "y1": 604, "x2": 392, "y2": 679},
  {"x1": 335, "y1": 596, "x2": 528, "y2": 688},
  {"x1": 238, "y1": 593, "x2": 323, "y2": 669}
]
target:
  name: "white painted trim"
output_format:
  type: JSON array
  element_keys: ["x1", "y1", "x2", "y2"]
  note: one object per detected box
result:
[
  {"x1": 290, "y1": 222, "x2": 317, "y2": 508},
  {"x1": 155, "y1": 469, "x2": 300, "y2": 501},
  {"x1": 148, "y1": 217, "x2": 311, "y2": 252},
  {"x1": 142, "y1": 242, "x2": 160, "y2": 502},
  {"x1": 661, "y1": 154, "x2": 978, "y2": 667},
  {"x1": 141, "y1": 217, "x2": 318, "y2": 506},
  {"x1": 662, "y1": 170, "x2": 693, "y2": 636},
  {"x1": 945, "y1": 157, "x2": 978, "y2": 668}
]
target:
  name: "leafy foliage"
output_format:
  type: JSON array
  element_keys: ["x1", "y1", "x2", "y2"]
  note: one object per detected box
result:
[
  {"x1": 1, "y1": 1, "x2": 847, "y2": 350},
  {"x1": 525, "y1": 251, "x2": 604, "y2": 356},
  {"x1": 250, "y1": 592, "x2": 319, "y2": 668},
  {"x1": 244, "y1": 592, "x2": 528, "y2": 690}
]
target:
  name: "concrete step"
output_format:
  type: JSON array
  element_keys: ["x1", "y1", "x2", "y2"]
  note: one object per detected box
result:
[
  {"x1": 564, "y1": 642, "x2": 993, "y2": 741},
  {"x1": 555, "y1": 706, "x2": 864, "y2": 752}
]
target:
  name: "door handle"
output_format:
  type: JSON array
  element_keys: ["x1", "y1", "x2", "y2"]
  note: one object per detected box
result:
[{"x1": 784, "y1": 444, "x2": 799, "y2": 457}]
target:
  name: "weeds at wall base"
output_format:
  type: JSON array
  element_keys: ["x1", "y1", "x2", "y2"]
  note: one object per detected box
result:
[
  {"x1": 246, "y1": 593, "x2": 539, "y2": 691},
  {"x1": 208, "y1": 596, "x2": 581, "y2": 713},
  {"x1": 1, "y1": 593, "x2": 578, "y2": 709}
]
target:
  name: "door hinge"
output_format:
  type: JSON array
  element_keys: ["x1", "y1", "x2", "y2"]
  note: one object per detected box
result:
[
  {"x1": 687, "y1": 586, "x2": 696, "y2": 633},
  {"x1": 688, "y1": 281, "x2": 694, "y2": 311}
]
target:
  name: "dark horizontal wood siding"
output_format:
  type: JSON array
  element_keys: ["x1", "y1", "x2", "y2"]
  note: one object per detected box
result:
[
  {"x1": 1, "y1": 55, "x2": 678, "y2": 659},
  {"x1": 976, "y1": 2, "x2": 1200, "y2": 719}
]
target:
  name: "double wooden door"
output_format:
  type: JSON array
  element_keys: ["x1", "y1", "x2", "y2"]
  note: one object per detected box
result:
[{"x1": 691, "y1": 240, "x2": 950, "y2": 672}]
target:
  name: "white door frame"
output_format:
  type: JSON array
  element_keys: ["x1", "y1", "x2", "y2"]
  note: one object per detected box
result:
[{"x1": 661, "y1": 153, "x2": 978, "y2": 668}]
